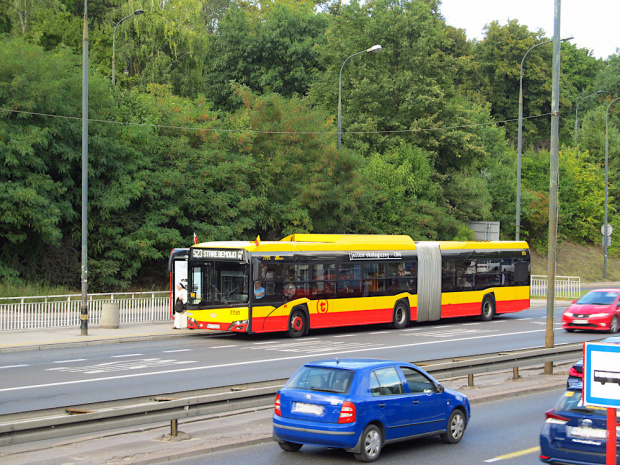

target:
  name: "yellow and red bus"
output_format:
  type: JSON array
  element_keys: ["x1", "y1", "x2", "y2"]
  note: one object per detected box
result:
[{"x1": 168, "y1": 234, "x2": 530, "y2": 337}]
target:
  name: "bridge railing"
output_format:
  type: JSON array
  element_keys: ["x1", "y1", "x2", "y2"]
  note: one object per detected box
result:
[
  {"x1": 0, "y1": 292, "x2": 170, "y2": 331},
  {"x1": 530, "y1": 275, "x2": 581, "y2": 299}
]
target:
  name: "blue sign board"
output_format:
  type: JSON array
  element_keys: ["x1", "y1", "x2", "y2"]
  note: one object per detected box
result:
[{"x1": 584, "y1": 342, "x2": 620, "y2": 408}]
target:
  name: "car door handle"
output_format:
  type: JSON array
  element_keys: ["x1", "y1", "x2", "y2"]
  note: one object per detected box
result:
[
  {"x1": 412, "y1": 400, "x2": 420, "y2": 404},
  {"x1": 378, "y1": 403, "x2": 386, "y2": 408}
]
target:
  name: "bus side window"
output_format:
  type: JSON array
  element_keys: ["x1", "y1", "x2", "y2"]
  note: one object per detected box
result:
[
  {"x1": 501, "y1": 259, "x2": 514, "y2": 286},
  {"x1": 442, "y1": 260, "x2": 456, "y2": 292}
]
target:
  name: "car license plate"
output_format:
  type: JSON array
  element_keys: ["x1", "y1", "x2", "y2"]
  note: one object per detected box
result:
[
  {"x1": 292, "y1": 402, "x2": 324, "y2": 416},
  {"x1": 207, "y1": 323, "x2": 219, "y2": 329},
  {"x1": 569, "y1": 426, "x2": 607, "y2": 440},
  {"x1": 572, "y1": 319, "x2": 588, "y2": 324}
]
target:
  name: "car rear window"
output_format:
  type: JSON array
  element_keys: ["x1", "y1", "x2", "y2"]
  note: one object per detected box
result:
[
  {"x1": 285, "y1": 366, "x2": 354, "y2": 394},
  {"x1": 556, "y1": 390, "x2": 612, "y2": 417}
]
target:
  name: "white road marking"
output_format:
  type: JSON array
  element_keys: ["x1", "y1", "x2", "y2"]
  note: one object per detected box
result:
[
  {"x1": 0, "y1": 329, "x2": 546, "y2": 393},
  {"x1": 401, "y1": 328, "x2": 495, "y2": 338},
  {"x1": 112, "y1": 353, "x2": 143, "y2": 358},
  {"x1": 53, "y1": 359, "x2": 86, "y2": 364},
  {"x1": 163, "y1": 349, "x2": 191, "y2": 353},
  {"x1": 0, "y1": 365, "x2": 28, "y2": 369},
  {"x1": 46, "y1": 358, "x2": 196, "y2": 374},
  {"x1": 369, "y1": 331, "x2": 390, "y2": 335},
  {"x1": 211, "y1": 345, "x2": 238, "y2": 349}
]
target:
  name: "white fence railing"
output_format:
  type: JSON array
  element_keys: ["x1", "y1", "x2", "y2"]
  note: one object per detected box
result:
[
  {"x1": 0, "y1": 292, "x2": 170, "y2": 331},
  {"x1": 0, "y1": 278, "x2": 580, "y2": 331},
  {"x1": 530, "y1": 275, "x2": 581, "y2": 299}
]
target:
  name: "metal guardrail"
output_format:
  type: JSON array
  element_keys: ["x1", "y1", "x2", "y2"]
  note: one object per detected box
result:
[
  {"x1": 530, "y1": 275, "x2": 581, "y2": 299},
  {"x1": 0, "y1": 343, "x2": 583, "y2": 447},
  {"x1": 0, "y1": 291, "x2": 170, "y2": 331}
]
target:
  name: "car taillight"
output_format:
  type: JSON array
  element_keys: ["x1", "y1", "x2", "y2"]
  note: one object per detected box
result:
[
  {"x1": 275, "y1": 393, "x2": 281, "y2": 417},
  {"x1": 338, "y1": 401, "x2": 356, "y2": 423},
  {"x1": 569, "y1": 367, "x2": 583, "y2": 378},
  {"x1": 545, "y1": 409, "x2": 569, "y2": 424}
]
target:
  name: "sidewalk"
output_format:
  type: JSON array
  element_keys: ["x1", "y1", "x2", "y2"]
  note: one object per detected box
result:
[
  {"x1": 0, "y1": 301, "x2": 572, "y2": 464},
  {"x1": 0, "y1": 321, "x2": 205, "y2": 353}
]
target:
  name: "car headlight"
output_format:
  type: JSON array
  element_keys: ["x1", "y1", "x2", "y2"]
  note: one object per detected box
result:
[
  {"x1": 564, "y1": 312, "x2": 573, "y2": 317},
  {"x1": 590, "y1": 313, "x2": 609, "y2": 318}
]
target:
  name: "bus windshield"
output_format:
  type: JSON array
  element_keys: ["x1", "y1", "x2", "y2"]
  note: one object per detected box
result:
[{"x1": 187, "y1": 261, "x2": 249, "y2": 306}]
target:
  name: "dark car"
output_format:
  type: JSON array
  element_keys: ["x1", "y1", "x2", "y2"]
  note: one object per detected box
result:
[
  {"x1": 567, "y1": 336, "x2": 620, "y2": 388},
  {"x1": 540, "y1": 385, "x2": 619, "y2": 464},
  {"x1": 563, "y1": 289, "x2": 620, "y2": 333},
  {"x1": 273, "y1": 359, "x2": 470, "y2": 462}
]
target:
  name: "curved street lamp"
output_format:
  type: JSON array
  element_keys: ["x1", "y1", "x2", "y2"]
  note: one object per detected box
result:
[
  {"x1": 604, "y1": 96, "x2": 620, "y2": 279},
  {"x1": 112, "y1": 9, "x2": 144, "y2": 86},
  {"x1": 575, "y1": 90, "x2": 604, "y2": 145},
  {"x1": 515, "y1": 37, "x2": 572, "y2": 240},
  {"x1": 337, "y1": 44, "x2": 382, "y2": 150}
]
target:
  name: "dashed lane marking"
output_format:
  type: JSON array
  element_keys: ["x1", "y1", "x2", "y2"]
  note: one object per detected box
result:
[{"x1": 484, "y1": 446, "x2": 540, "y2": 462}]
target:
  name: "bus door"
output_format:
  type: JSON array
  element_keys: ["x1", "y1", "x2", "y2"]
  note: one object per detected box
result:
[
  {"x1": 310, "y1": 264, "x2": 336, "y2": 328},
  {"x1": 333, "y1": 263, "x2": 365, "y2": 325},
  {"x1": 415, "y1": 242, "x2": 442, "y2": 322},
  {"x1": 169, "y1": 248, "x2": 189, "y2": 317}
]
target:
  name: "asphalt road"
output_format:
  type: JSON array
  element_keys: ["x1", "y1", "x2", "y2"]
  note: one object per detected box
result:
[
  {"x1": 164, "y1": 387, "x2": 565, "y2": 465},
  {"x1": 0, "y1": 303, "x2": 605, "y2": 415}
]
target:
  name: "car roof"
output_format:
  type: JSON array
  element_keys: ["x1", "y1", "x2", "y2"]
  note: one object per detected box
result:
[
  {"x1": 584, "y1": 289, "x2": 620, "y2": 293},
  {"x1": 303, "y1": 359, "x2": 413, "y2": 371}
]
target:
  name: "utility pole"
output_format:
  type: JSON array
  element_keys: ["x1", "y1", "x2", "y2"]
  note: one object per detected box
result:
[{"x1": 545, "y1": 0, "x2": 562, "y2": 374}]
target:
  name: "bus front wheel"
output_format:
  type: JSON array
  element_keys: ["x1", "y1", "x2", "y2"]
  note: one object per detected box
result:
[
  {"x1": 288, "y1": 309, "x2": 306, "y2": 338},
  {"x1": 480, "y1": 295, "x2": 495, "y2": 321}
]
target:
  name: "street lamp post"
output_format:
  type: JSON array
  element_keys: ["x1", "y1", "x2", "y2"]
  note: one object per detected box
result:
[
  {"x1": 516, "y1": 36, "x2": 572, "y2": 240},
  {"x1": 112, "y1": 9, "x2": 144, "y2": 86},
  {"x1": 337, "y1": 44, "x2": 382, "y2": 150},
  {"x1": 575, "y1": 90, "x2": 604, "y2": 145},
  {"x1": 604, "y1": 97, "x2": 620, "y2": 279}
]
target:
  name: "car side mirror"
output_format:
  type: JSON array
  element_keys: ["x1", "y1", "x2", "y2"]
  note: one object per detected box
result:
[{"x1": 435, "y1": 383, "x2": 445, "y2": 393}]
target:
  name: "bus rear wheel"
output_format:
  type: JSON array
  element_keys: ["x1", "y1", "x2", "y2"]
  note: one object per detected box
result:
[
  {"x1": 391, "y1": 301, "x2": 409, "y2": 329},
  {"x1": 288, "y1": 309, "x2": 306, "y2": 338},
  {"x1": 480, "y1": 295, "x2": 495, "y2": 321}
]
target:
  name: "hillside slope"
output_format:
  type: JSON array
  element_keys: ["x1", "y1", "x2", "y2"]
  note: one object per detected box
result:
[{"x1": 531, "y1": 242, "x2": 620, "y2": 282}]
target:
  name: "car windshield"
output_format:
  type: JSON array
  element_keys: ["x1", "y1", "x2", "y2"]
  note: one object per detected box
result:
[
  {"x1": 555, "y1": 390, "x2": 611, "y2": 417},
  {"x1": 286, "y1": 366, "x2": 354, "y2": 394},
  {"x1": 577, "y1": 291, "x2": 619, "y2": 306}
]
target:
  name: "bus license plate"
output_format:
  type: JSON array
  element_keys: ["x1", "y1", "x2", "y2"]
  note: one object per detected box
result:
[{"x1": 207, "y1": 324, "x2": 219, "y2": 329}]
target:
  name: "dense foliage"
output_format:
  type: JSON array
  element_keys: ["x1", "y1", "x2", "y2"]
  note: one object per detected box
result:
[{"x1": 0, "y1": 0, "x2": 618, "y2": 290}]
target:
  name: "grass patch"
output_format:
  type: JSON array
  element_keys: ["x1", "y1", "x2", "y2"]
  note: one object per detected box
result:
[{"x1": 531, "y1": 242, "x2": 620, "y2": 283}]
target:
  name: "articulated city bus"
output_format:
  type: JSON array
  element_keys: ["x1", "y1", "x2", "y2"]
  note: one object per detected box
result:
[{"x1": 168, "y1": 234, "x2": 530, "y2": 337}]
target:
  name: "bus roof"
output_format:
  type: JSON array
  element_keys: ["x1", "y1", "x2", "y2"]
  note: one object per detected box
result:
[{"x1": 192, "y1": 234, "x2": 529, "y2": 253}]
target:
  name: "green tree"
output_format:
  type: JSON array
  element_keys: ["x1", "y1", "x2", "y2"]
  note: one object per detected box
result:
[
  {"x1": 201, "y1": 1, "x2": 328, "y2": 110},
  {"x1": 223, "y1": 85, "x2": 364, "y2": 238}
]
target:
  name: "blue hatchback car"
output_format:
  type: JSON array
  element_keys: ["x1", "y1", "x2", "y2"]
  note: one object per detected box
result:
[
  {"x1": 273, "y1": 359, "x2": 470, "y2": 462},
  {"x1": 540, "y1": 385, "x2": 620, "y2": 464}
]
